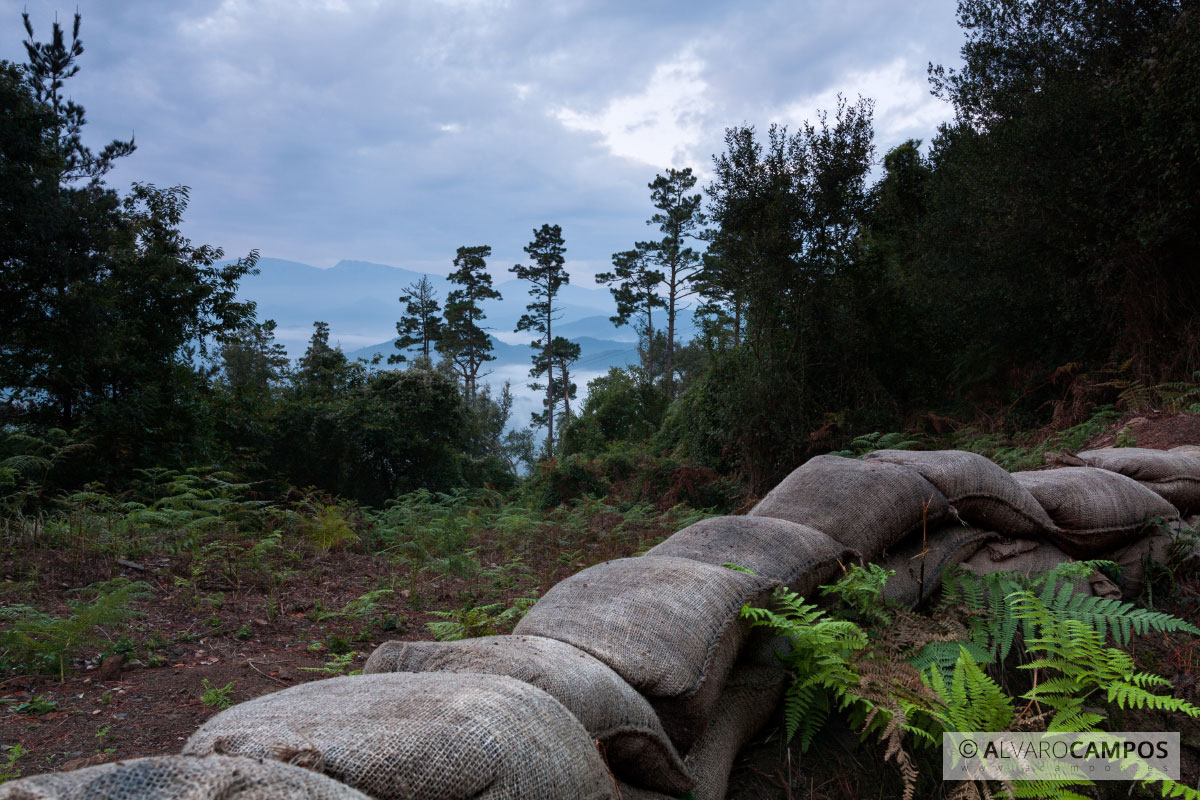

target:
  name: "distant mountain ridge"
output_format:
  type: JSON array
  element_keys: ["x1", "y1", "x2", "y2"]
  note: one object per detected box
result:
[
  {"x1": 234, "y1": 256, "x2": 693, "y2": 429},
  {"x1": 237, "y1": 257, "x2": 689, "y2": 358},
  {"x1": 345, "y1": 334, "x2": 641, "y2": 376}
]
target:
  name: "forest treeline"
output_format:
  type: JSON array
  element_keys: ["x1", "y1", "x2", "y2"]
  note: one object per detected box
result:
[{"x1": 2, "y1": 0, "x2": 1198, "y2": 507}]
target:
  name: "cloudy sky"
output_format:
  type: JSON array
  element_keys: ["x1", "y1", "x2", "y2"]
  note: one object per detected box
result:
[{"x1": 1, "y1": 0, "x2": 965, "y2": 283}]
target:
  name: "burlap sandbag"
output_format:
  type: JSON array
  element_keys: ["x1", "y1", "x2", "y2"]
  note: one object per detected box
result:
[
  {"x1": 513, "y1": 556, "x2": 777, "y2": 752},
  {"x1": 613, "y1": 784, "x2": 671, "y2": 800},
  {"x1": 0, "y1": 755, "x2": 370, "y2": 800},
  {"x1": 1108, "y1": 522, "x2": 1200, "y2": 598},
  {"x1": 1012, "y1": 467, "x2": 1179, "y2": 557},
  {"x1": 960, "y1": 538, "x2": 1121, "y2": 598},
  {"x1": 1075, "y1": 447, "x2": 1200, "y2": 514},
  {"x1": 361, "y1": 635, "x2": 691, "y2": 795},
  {"x1": 881, "y1": 524, "x2": 1001, "y2": 608},
  {"x1": 614, "y1": 666, "x2": 789, "y2": 800},
  {"x1": 645, "y1": 515, "x2": 860, "y2": 598},
  {"x1": 866, "y1": 449, "x2": 1055, "y2": 537},
  {"x1": 749, "y1": 455, "x2": 950, "y2": 562},
  {"x1": 1107, "y1": 531, "x2": 1172, "y2": 599},
  {"x1": 183, "y1": 673, "x2": 617, "y2": 800},
  {"x1": 680, "y1": 666, "x2": 789, "y2": 800}
]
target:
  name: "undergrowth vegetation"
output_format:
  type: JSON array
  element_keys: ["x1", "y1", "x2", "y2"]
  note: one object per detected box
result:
[
  {"x1": 0, "y1": 452, "x2": 722, "y2": 680},
  {"x1": 812, "y1": 369, "x2": 1200, "y2": 477},
  {"x1": 743, "y1": 560, "x2": 1200, "y2": 800}
]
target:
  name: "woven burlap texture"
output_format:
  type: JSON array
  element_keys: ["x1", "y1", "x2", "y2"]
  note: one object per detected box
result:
[
  {"x1": 513, "y1": 555, "x2": 776, "y2": 752},
  {"x1": 1077, "y1": 447, "x2": 1200, "y2": 514},
  {"x1": 960, "y1": 538, "x2": 1120, "y2": 598},
  {"x1": 183, "y1": 673, "x2": 617, "y2": 800},
  {"x1": 1105, "y1": 521, "x2": 1200, "y2": 598},
  {"x1": 0, "y1": 755, "x2": 371, "y2": 800},
  {"x1": 615, "y1": 666, "x2": 788, "y2": 800},
  {"x1": 1014, "y1": 467, "x2": 1180, "y2": 557},
  {"x1": 866, "y1": 449, "x2": 1056, "y2": 537},
  {"x1": 881, "y1": 524, "x2": 1001, "y2": 607},
  {"x1": 361, "y1": 635, "x2": 691, "y2": 795},
  {"x1": 645, "y1": 515, "x2": 860, "y2": 598},
  {"x1": 748, "y1": 455, "x2": 950, "y2": 562}
]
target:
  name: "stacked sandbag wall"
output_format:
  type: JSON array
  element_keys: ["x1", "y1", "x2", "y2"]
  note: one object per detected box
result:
[{"x1": 3, "y1": 444, "x2": 1198, "y2": 800}]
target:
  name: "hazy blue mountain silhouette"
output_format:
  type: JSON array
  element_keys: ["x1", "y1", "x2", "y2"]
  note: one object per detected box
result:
[
  {"x1": 346, "y1": 334, "x2": 641, "y2": 375},
  {"x1": 234, "y1": 257, "x2": 700, "y2": 431},
  {"x1": 236, "y1": 257, "x2": 694, "y2": 377},
  {"x1": 238, "y1": 257, "x2": 640, "y2": 356}
]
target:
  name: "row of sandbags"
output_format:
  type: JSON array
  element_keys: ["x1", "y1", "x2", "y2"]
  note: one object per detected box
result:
[
  {"x1": 4, "y1": 445, "x2": 1198, "y2": 800},
  {"x1": 871, "y1": 446, "x2": 1200, "y2": 607}
]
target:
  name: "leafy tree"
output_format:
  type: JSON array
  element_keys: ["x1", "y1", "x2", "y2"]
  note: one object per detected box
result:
[
  {"x1": 500, "y1": 427, "x2": 538, "y2": 475},
  {"x1": 207, "y1": 317, "x2": 290, "y2": 477},
  {"x1": 510, "y1": 224, "x2": 570, "y2": 447},
  {"x1": 269, "y1": 365, "x2": 467, "y2": 504},
  {"x1": 354, "y1": 368, "x2": 468, "y2": 498},
  {"x1": 458, "y1": 381, "x2": 520, "y2": 490},
  {"x1": 643, "y1": 168, "x2": 705, "y2": 396},
  {"x1": 559, "y1": 367, "x2": 668, "y2": 457},
  {"x1": 692, "y1": 252, "x2": 747, "y2": 350},
  {"x1": 1, "y1": 13, "x2": 256, "y2": 480},
  {"x1": 835, "y1": 139, "x2": 937, "y2": 409},
  {"x1": 596, "y1": 244, "x2": 665, "y2": 382},
  {"x1": 921, "y1": 0, "x2": 1199, "y2": 383},
  {"x1": 437, "y1": 246, "x2": 500, "y2": 403},
  {"x1": 390, "y1": 275, "x2": 441, "y2": 365},
  {"x1": 695, "y1": 98, "x2": 878, "y2": 489}
]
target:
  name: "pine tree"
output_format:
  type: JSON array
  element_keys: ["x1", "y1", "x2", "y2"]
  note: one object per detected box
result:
[
  {"x1": 510, "y1": 224, "x2": 569, "y2": 447},
  {"x1": 644, "y1": 168, "x2": 704, "y2": 397},
  {"x1": 1, "y1": 12, "x2": 256, "y2": 479},
  {"x1": 390, "y1": 276, "x2": 441, "y2": 365},
  {"x1": 218, "y1": 319, "x2": 290, "y2": 392},
  {"x1": 437, "y1": 246, "x2": 500, "y2": 403},
  {"x1": 20, "y1": 10, "x2": 134, "y2": 183},
  {"x1": 529, "y1": 336, "x2": 581, "y2": 445},
  {"x1": 596, "y1": 244, "x2": 665, "y2": 383},
  {"x1": 295, "y1": 321, "x2": 354, "y2": 394},
  {"x1": 551, "y1": 337, "x2": 581, "y2": 419}
]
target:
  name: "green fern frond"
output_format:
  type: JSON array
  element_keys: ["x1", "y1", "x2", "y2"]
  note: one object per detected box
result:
[
  {"x1": 741, "y1": 586, "x2": 870, "y2": 751},
  {"x1": 909, "y1": 640, "x2": 993, "y2": 685},
  {"x1": 921, "y1": 647, "x2": 1013, "y2": 733},
  {"x1": 940, "y1": 564, "x2": 1199, "y2": 664},
  {"x1": 1107, "y1": 683, "x2": 1200, "y2": 716},
  {"x1": 1009, "y1": 781, "x2": 1095, "y2": 800}
]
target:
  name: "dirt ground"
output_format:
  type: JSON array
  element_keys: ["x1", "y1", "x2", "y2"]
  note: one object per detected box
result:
[
  {"x1": 0, "y1": 537, "x2": 617, "y2": 778},
  {"x1": 1082, "y1": 411, "x2": 1200, "y2": 451},
  {"x1": 1, "y1": 555, "x2": 441, "y2": 773},
  {"x1": 2, "y1": 412, "x2": 1199, "y2": 797}
]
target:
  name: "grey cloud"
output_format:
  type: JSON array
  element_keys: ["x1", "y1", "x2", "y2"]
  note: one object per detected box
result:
[{"x1": 1, "y1": 0, "x2": 964, "y2": 275}]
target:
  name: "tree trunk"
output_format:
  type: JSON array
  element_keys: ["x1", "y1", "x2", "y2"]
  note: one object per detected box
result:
[
  {"x1": 560, "y1": 358, "x2": 572, "y2": 418},
  {"x1": 466, "y1": 307, "x2": 476, "y2": 403},
  {"x1": 646, "y1": 301, "x2": 655, "y2": 384},
  {"x1": 666, "y1": 267, "x2": 677, "y2": 397},
  {"x1": 545, "y1": 307, "x2": 554, "y2": 448}
]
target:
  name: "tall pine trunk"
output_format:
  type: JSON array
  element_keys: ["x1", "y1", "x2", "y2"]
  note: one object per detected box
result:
[{"x1": 546, "y1": 309, "x2": 554, "y2": 448}]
